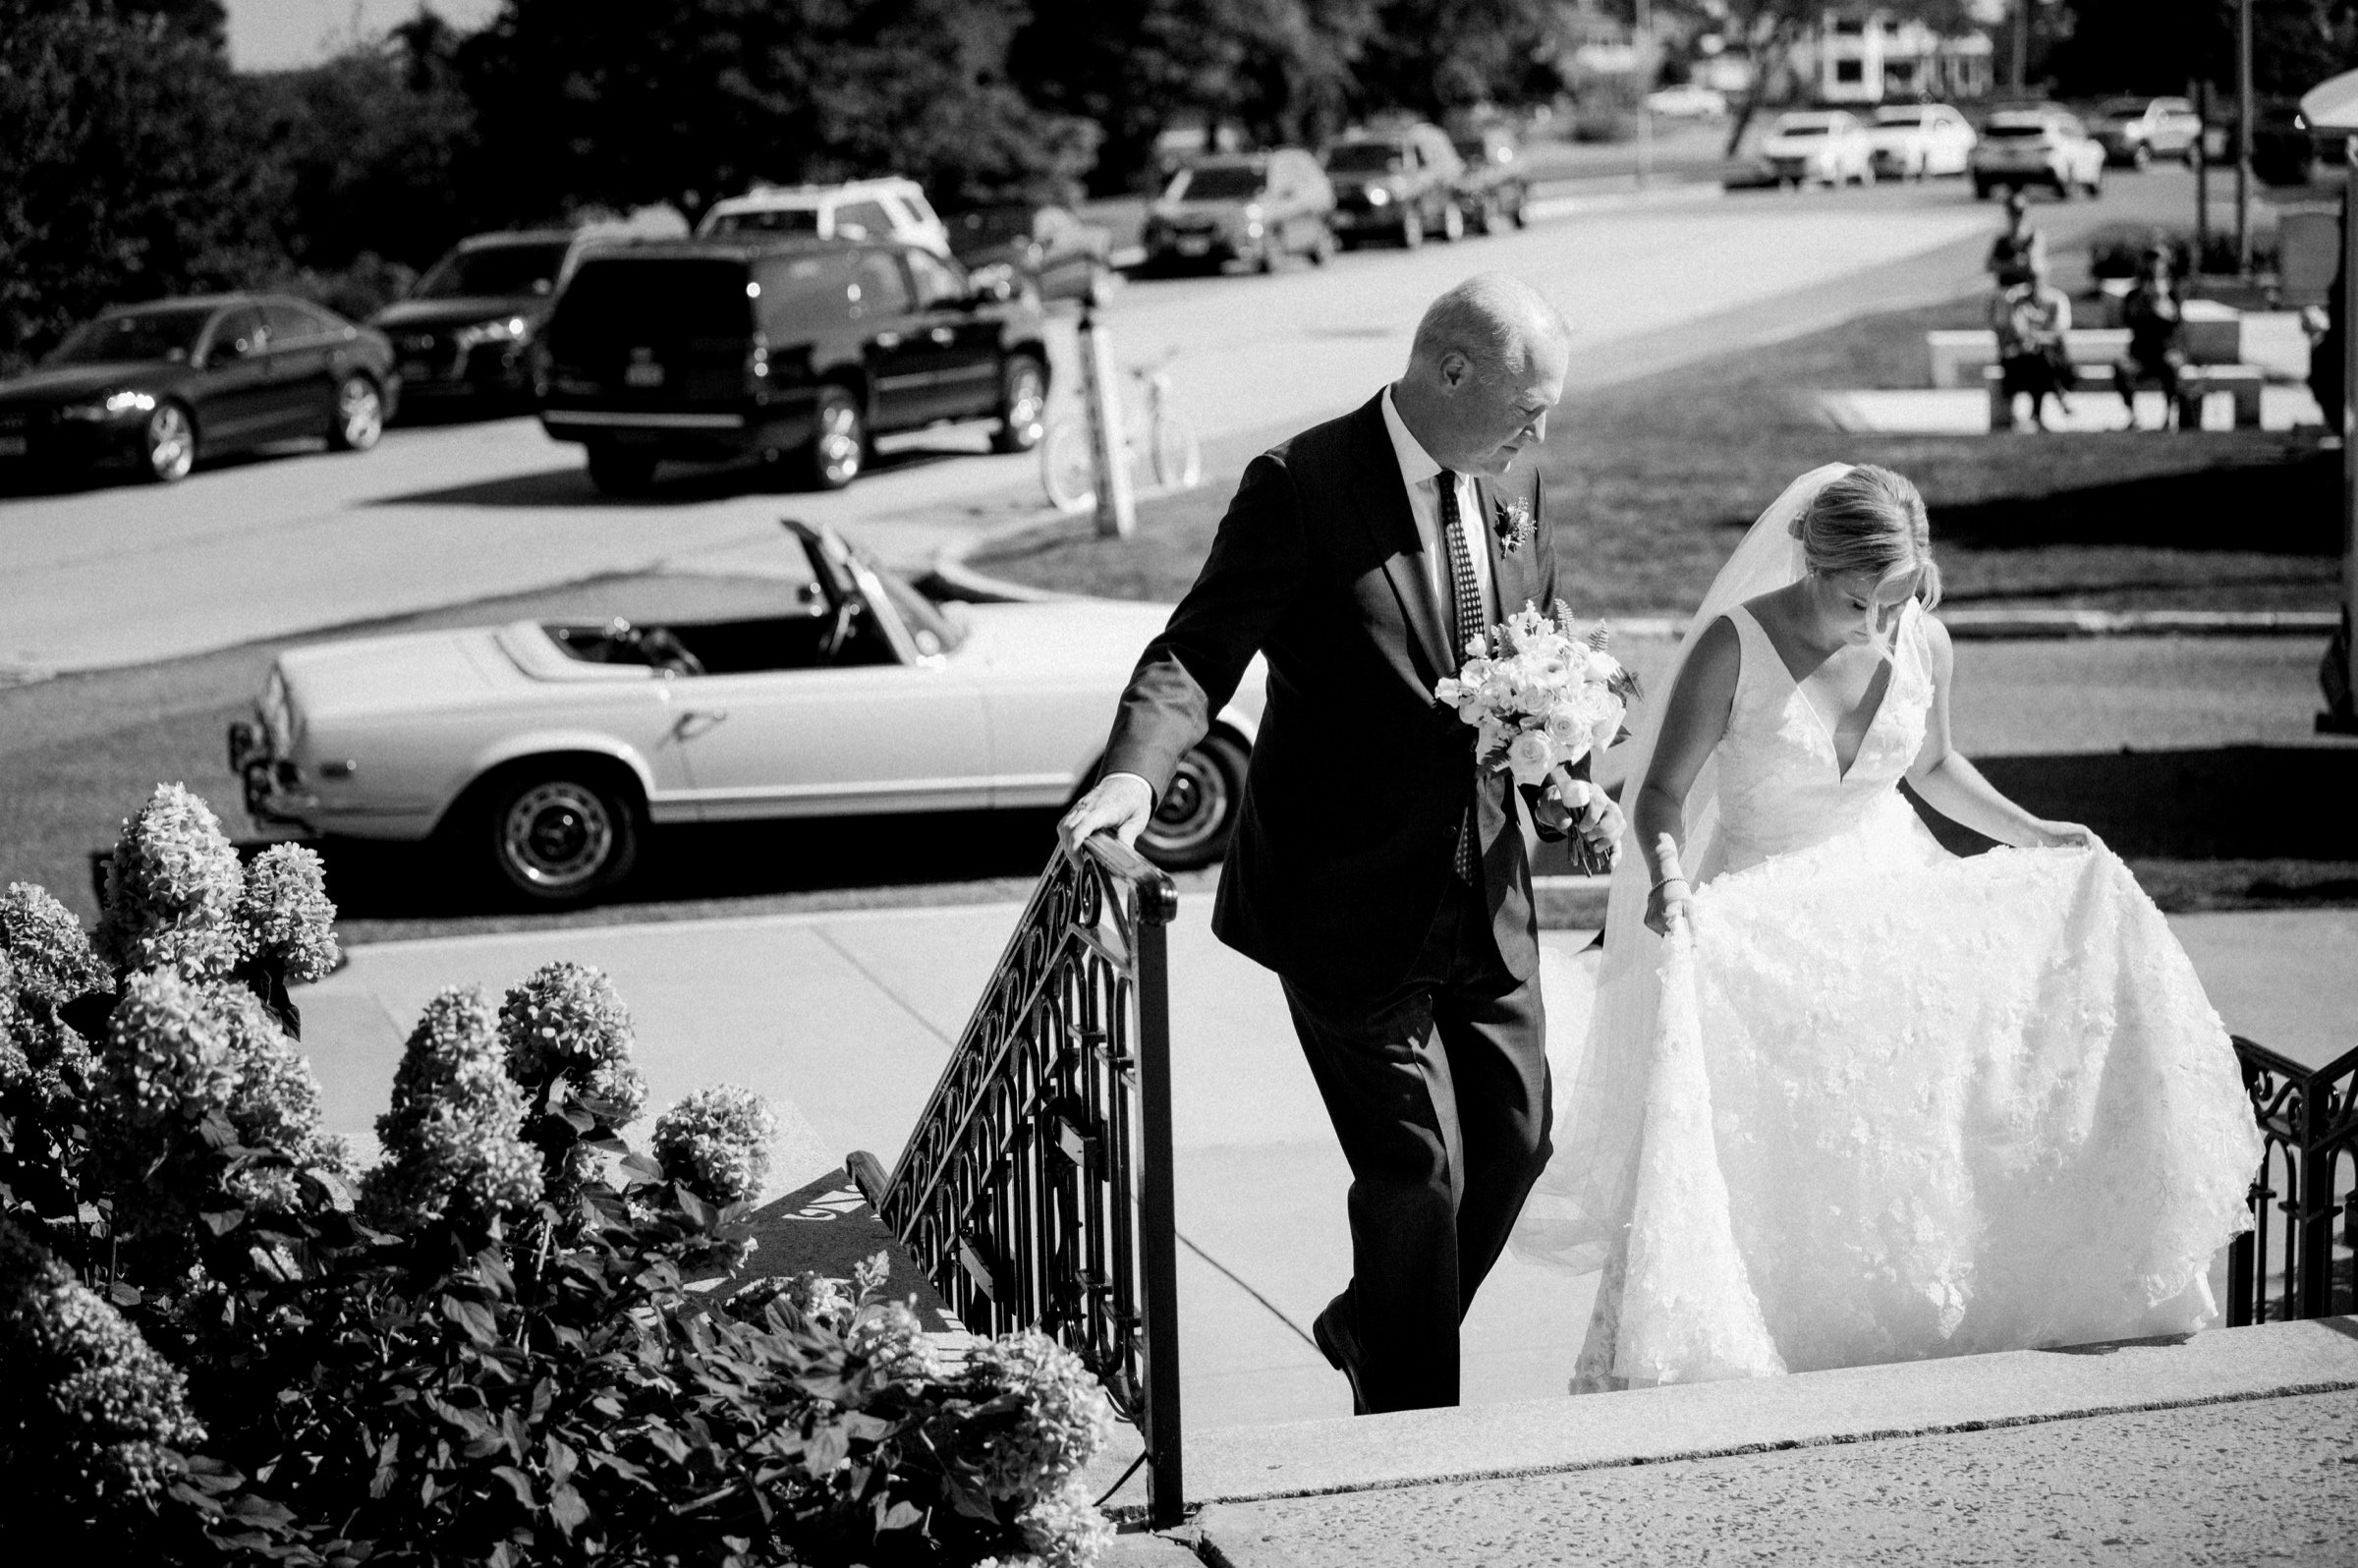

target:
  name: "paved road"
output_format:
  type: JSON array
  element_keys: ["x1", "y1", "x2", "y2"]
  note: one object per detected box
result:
[{"x1": 0, "y1": 171, "x2": 2198, "y2": 678}]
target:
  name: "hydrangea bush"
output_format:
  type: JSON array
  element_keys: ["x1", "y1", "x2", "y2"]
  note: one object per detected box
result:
[{"x1": 0, "y1": 787, "x2": 1121, "y2": 1565}]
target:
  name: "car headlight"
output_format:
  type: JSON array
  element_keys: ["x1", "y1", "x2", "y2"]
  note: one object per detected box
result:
[
  {"x1": 60, "y1": 389, "x2": 156, "y2": 421},
  {"x1": 455, "y1": 315, "x2": 531, "y2": 350},
  {"x1": 1366, "y1": 187, "x2": 1390, "y2": 206}
]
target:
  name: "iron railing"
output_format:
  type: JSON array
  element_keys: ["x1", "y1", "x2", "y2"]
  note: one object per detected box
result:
[
  {"x1": 2227, "y1": 1036, "x2": 2358, "y2": 1325},
  {"x1": 847, "y1": 833, "x2": 1184, "y2": 1525}
]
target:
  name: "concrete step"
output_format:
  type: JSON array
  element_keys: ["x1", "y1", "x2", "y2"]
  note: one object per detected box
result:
[{"x1": 1127, "y1": 1317, "x2": 2358, "y2": 1564}]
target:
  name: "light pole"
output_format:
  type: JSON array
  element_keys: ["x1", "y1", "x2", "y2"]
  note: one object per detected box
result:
[
  {"x1": 2237, "y1": 0, "x2": 2255, "y2": 275},
  {"x1": 1635, "y1": 0, "x2": 1653, "y2": 190}
]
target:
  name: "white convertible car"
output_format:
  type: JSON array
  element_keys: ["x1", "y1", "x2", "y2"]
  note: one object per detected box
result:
[{"x1": 228, "y1": 521, "x2": 1263, "y2": 904}]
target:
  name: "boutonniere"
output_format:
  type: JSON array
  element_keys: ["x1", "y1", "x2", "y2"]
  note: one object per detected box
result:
[{"x1": 1491, "y1": 488, "x2": 1537, "y2": 555}]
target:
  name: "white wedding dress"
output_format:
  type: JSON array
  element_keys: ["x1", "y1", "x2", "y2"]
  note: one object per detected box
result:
[{"x1": 1513, "y1": 466, "x2": 2264, "y2": 1393}]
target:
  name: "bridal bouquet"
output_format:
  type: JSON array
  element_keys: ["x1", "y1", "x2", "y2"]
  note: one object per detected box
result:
[{"x1": 1434, "y1": 601, "x2": 1636, "y2": 865}]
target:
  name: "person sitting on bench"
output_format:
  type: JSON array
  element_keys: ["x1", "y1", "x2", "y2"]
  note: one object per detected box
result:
[
  {"x1": 1992, "y1": 253, "x2": 2074, "y2": 432},
  {"x1": 2114, "y1": 246, "x2": 2188, "y2": 430}
]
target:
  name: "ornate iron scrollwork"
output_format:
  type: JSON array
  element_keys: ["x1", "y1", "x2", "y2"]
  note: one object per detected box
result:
[
  {"x1": 849, "y1": 834, "x2": 1183, "y2": 1524},
  {"x1": 2227, "y1": 1036, "x2": 2358, "y2": 1326}
]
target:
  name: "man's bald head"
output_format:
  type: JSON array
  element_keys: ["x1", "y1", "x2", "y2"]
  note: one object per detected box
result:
[
  {"x1": 1394, "y1": 274, "x2": 1571, "y2": 476},
  {"x1": 1407, "y1": 274, "x2": 1571, "y2": 386}
]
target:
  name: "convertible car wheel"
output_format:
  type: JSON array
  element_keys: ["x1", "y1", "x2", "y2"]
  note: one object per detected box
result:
[
  {"x1": 484, "y1": 769, "x2": 642, "y2": 905},
  {"x1": 1138, "y1": 734, "x2": 1247, "y2": 871}
]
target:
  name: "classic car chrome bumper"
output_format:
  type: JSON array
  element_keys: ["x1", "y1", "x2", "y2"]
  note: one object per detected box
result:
[{"x1": 228, "y1": 718, "x2": 317, "y2": 827}]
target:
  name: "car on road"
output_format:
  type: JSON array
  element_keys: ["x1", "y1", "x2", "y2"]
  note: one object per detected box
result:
[
  {"x1": 1865, "y1": 102, "x2": 1977, "y2": 180},
  {"x1": 227, "y1": 519, "x2": 1267, "y2": 904},
  {"x1": 0, "y1": 295, "x2": 395, "y2": 485},
  {"x1": 696, "y1": 177, "x2": 953, "y2": 256},
  {"x1": 536, "y1": 238, "x2": 1050, "y2": 495},
  {"x1": 1141, "y1": 149, "x2": 1336, "y2": 272},
  {"x1": 1971, "y1": 106, "x2": 2106, "y2": 198},
  {"x1": 1449, "y1": 125, "x2": 1532, "y2": 232},
  {"x1": 1644, "y1": 84, "x2": 1728, "y2": 119},
  {"x1": 372, "y1": 230, "x2": 573, "y2": 411},
  {"x1": 2091, "y1": 96, "x2": 2202, "y2": 167},
  {"x1": 946, "y1": 201, "x2": 1116, "y2": 306},
  {"x1": 1759, "y1": 110, "x2": 1876, "y2": 187},
  {"x1": 1322, "y1": 124, "x2": 1467, "y2": 249}
]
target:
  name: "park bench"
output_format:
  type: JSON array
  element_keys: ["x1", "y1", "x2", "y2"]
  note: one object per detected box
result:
[
  {"x1": 1929, "y1": 300, "x2": 2245, "y2": 388},
  {"x1": 1985, "y1": 361, "x2": 2266, "y2": 429}
]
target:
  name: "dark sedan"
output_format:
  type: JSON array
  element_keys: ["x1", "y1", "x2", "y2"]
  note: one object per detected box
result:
[
  {"x1": 0, "y1": 295, "x2": 397, "y2": 484},
  {"x1": 372, "y1": 230, "x2": 573, "y2": 410},
  {"x1": 946, "y1": 203, "x2": 1113, "y2": 306}
]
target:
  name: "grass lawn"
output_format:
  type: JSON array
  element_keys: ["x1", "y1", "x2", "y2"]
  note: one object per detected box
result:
[{"x1": 971, "y1": 292, "x2": 2343, "y2": 616}]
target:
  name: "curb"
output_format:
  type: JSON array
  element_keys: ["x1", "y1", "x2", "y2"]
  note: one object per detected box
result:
[{"x1": 926, "y1": 511, "x2": 1095, "y2": 605}]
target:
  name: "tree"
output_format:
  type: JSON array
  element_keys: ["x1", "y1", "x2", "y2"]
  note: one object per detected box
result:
[
  {"x1": 0, "y1": 3, "x2": 282, "y2": 365},
  {"x1": 249, "y1": 42, "x2": 484, "y2": 274},
  {"x1": 1012, "y1": 0, "x2": 1379, "y2": 194},
  {"x1": 459, "y1": 0, "x2": 1099, "y2": 219},
  {"x1": 2044, "y1": 0, "x2": 2358, "y2": 100}
]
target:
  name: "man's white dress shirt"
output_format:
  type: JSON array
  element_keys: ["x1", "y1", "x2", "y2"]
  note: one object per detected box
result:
[{"x1": 1380, "y1": 385, "x2": 1494, "y2": 632}]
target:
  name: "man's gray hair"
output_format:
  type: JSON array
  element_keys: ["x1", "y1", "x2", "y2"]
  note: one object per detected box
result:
[{"x1": 1408, "y1": 274, "x2": 1571, "y2": 381}]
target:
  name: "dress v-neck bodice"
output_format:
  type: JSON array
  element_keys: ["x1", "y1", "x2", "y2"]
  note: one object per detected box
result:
[{"x1": 1712, "y1": 600, "x2": 1932, "y2": 873}]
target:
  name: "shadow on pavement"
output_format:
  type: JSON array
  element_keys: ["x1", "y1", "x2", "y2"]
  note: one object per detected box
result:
[
  {"x1": 315, "y1": 806, "x2": 1068, "y2": 922},
  {"x1": 367, "y1": 437, "x2": 983, "y2": 508},
  {"x1": 1930, "y1": 445, "x2": 2341, "y2": 557}
]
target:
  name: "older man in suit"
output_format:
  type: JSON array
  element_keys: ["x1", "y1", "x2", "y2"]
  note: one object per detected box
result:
[{"x1": 1059, "y1": 274, "x2": 1620, "y2": 1414}]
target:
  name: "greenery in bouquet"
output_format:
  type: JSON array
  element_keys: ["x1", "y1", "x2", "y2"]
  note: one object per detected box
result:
[{"x1": 0, "y1": 783, "x2": 1122, "y2": 1565}]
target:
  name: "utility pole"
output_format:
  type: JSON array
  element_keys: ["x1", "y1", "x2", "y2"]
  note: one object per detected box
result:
[
  {"x1": 2196, "y1": 77, "x2": 2212, "y2": 273},
  {"x1": 2237, "y1": 0, "x2": 2255, "y2": 275},
  {"x1": 2010, "y1": 0, "x2": 2028, "y2": 96},
  {"x1": 1635, "y1": 0, "x2": 1653, "y2": 190}
]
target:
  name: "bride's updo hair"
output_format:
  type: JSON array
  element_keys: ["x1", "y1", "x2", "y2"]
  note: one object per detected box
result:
[{"x1": 1788, "y1": 464, "x2": 1942, "y2": 608}]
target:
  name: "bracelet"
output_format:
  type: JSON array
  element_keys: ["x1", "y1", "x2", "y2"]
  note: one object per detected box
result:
[{"x1": 1650, "y1": 874, "x2": 1688, "y2": 892}]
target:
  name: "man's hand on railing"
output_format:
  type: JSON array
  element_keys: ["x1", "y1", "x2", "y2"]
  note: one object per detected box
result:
[{"x1": 1058, "y1": 771, "x2": 1155, "y2": 857}]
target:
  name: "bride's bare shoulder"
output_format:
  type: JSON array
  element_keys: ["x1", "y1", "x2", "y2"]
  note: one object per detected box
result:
[{"x1": 1675, "y1": 614, "x2": 1744, "y2": 696}]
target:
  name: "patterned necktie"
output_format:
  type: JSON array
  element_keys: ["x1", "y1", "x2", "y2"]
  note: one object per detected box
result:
[{"x1": 1438, "y1": 470, "x2": 1483, "y2": 880}]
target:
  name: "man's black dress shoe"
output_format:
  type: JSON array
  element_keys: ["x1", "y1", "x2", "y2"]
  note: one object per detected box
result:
[{"x1": 1311, "y1": 1294, "x2": 1372, "y2": 1416}]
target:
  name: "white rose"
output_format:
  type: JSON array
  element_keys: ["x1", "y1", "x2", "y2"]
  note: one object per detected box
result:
[{"x1": 1506, "y1": 727, "x2": 1555, "y2": 786}]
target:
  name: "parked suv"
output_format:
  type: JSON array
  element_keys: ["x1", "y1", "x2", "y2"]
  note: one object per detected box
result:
[
  {"x1": 1972, "y1": 107, "x2": 2106, "y2": 198},
  {"x1": 1142, "y1": 149, "x2": 1335, "y2": 272},
  {"x1": 2093, "y1": 96, "x2": 2202, "y2": 167},
  {"x1": 372, "y1": 229, "x2": 573, "y2": 409},
  {"x1": 1323, "y1": 124, "x2": 1465, "y2": 249},
  {"x1": 537, "y1": 240, "x2": 1049, "y2": 493},
  {"x1": 1449, "y1": 125, "x2": 1531, "y2": 232},
  {"x1": 696, "y1": 177, "x2": 952, "y2": 256}
]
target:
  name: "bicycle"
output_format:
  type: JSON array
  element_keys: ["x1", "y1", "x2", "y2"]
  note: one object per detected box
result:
[{"x1": 1039, "y1": 349, "x2": 1203, "y2": 515}]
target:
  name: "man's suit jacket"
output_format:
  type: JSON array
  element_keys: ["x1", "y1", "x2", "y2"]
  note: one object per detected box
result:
[{"x1": 1101, "y1": 391, "x2": 1566, "y2": 1002}]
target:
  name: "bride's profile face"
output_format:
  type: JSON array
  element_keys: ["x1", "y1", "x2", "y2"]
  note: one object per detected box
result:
[{"x1": 1807, "y1": 567, "x2": 1917, "y2": 645}]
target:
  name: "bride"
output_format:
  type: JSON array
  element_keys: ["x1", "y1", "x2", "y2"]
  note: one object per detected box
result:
[{"x1": 1514, "y1": 463, "x2": 2264, "y2": 1392}]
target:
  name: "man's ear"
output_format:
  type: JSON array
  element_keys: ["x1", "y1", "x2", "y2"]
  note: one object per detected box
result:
[{"x1": 1437, "y1": 349, "x2": 1471, "y2": 392}]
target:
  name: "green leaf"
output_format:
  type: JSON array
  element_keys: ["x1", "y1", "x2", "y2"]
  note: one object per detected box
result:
[
  {"x1": 875, "y1": 1498, "x2": 924, "y2": 1533},
  {"x1": 491, "y1": 1465, "x2": 534, "y2": 1508},
  {"x1": 441, "y1": 1295, "x2": 498, "y2": 1347},
  {"x1": 199, "y1": 1207, "x2": 247, "y2": 1236},
  {"x1": 547, "y1": 1482, "x2": 590, "y2": 1538}
]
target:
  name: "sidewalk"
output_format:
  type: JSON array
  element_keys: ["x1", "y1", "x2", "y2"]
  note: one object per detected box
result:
[{"x1": 298, "y1": 865, "x2": 2358, "y2": 1441}]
